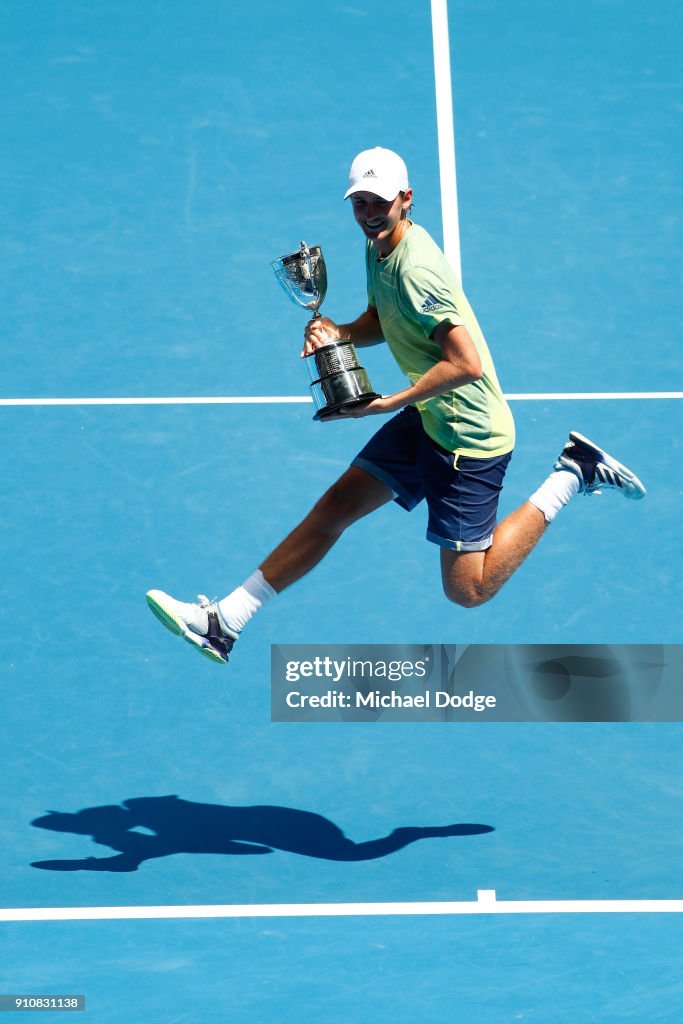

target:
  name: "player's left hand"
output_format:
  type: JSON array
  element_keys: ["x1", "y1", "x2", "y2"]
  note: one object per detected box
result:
[{"x1": 334, "y1": 396, "x2": 392, "y2": 418}]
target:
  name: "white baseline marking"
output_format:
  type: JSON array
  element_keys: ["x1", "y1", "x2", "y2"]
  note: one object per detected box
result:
[
  {"x1": 0, "y1": 393, "x2": 680, "y2": 408},
  {"x1": 2, "y1": 892, "x2": 682, "y2": 922},
  {"x1": 431, "y1": 0, "x2": 462, "y2": 280}
]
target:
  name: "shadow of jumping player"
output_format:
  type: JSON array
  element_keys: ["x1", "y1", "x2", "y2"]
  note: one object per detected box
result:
[{"x1": 30, "y1": 795, "x2": 493, "y2": 872}]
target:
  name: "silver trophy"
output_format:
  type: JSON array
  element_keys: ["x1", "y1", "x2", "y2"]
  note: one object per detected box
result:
[{"x1": 271, "y1": 241, "x2": 380, "y2": 420}]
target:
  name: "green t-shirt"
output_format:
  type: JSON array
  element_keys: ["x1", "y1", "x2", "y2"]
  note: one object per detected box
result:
[{"x1": 366, "y1": 223, "x2": 515, "y2": 458}]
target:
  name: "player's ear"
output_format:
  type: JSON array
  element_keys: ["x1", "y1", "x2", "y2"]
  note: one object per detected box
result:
[{"x1": 401, "y1": 188, "x2": 413, "y2": 213}]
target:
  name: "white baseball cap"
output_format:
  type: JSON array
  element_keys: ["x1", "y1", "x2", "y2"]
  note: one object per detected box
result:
[{"x1": 343, "y1": 147, "x2": 410, "y2": 202}]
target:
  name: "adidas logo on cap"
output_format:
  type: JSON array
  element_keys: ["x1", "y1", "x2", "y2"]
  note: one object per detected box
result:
[{"x1": 363, "y1": 169, "x2": 377, "y2": 177}]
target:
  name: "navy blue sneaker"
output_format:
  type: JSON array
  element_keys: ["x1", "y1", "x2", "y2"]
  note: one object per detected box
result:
[{"x1": 555, "y1": 432, "x2": 646, "y2": 499}]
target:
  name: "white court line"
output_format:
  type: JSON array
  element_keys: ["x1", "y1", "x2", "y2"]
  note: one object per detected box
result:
[
  {"x1": 504, "y1": 392, "x2": 683, "y2": 401},
  {"x1": 0, "y1": 396, "x2": 311, "y2": 407},
  {"x1": 2, "y1": 892, "x2": 682, "y2": 922},
  {"x1": 431, "y1": 0, "x2": 462, "y2": 280},
  {"x1": 0, "y1": 393, "x2": 680, "y2": 407}
]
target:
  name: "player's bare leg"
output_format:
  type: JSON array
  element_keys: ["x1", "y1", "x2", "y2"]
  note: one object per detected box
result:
[
  {"x1": 259, "y1": 466, "x2": 394, "y2": 592},
  {"x1": 440, "y1": 501, "x2": 547, "y2": 608}
]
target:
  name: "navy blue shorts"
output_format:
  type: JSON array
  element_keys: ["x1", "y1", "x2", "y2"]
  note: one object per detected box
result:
[{"x1": 351, "y1": 406, "x2": 512, "y2": 552}]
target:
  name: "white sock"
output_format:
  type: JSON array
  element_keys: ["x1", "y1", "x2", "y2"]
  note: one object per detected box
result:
[
  {"x1": 218, "y1": 570, "x2": 276, "y2": 633},
  {"x1": 528, "y1": 469, "x2": 581, "y2": 523}
]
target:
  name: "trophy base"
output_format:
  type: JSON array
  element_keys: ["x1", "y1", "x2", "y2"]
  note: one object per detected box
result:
[
  {"x1": 313, "y1": 393, "x2": 381, "y2": 421},
  {"x1": 310, "y1": 367, "x2": 380, "y2": 422}
]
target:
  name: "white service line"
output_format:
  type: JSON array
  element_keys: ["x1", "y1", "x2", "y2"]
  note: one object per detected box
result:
[
  {"x1": 505, "y1": 392, "x2": 683, "y2": 401},
  {"x1": 2, "y1": 892, "x2": 682, "y2": 922},
  {"x1": 0, "y1": 396, "x2": 312, "y2": 407},
  {"x1": 431, "y1": 0, "x2": 462, "y2": 280},
  {"x1": 0, "y1": 393, "x2": 680, "y2": 408}
]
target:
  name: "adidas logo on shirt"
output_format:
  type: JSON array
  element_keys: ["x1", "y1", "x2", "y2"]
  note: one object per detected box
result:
[{"x1": 420, "y1": 292, "x2": 444, "y2": 313}]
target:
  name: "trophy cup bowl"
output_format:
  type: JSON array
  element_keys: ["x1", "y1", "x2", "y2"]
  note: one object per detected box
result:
[{"x1": 271, "y1": 241, "x2": 380, "y2": 420}]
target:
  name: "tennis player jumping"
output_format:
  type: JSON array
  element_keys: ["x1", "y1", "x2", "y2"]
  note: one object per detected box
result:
[{"x1": 146, "y1": 148, "x2": 646, "y2": 664}]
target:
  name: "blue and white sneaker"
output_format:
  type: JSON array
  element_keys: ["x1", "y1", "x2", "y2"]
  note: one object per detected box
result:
[
  {"x1": 555, "y1": 431, "x2": 646, "y2": 499},
  {"x1": 145, "y1": 590, "x2": 239, "y2": 665}
]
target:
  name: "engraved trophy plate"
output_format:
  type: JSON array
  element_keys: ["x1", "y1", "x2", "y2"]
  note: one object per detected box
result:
[{"x1": 271, "y1": 241, "x2": 380, "y2": 420}]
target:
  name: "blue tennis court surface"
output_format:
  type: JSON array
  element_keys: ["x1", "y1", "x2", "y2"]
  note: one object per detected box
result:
[{"x1": 2, "y1": 1, "x2": 682, "y2": 1020}]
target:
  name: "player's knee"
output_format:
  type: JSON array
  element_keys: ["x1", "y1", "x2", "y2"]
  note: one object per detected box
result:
[{"x1": 442, "y1": 578, "x2": 488, "y2": 608}]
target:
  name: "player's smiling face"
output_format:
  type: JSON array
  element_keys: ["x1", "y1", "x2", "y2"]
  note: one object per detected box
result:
[{"x1": 350, "y1": 189, "x2": 413, "y2": 256}]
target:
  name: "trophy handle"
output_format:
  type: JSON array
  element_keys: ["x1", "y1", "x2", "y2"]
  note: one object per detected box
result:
[{"x1": 300, "y1": 242, "x2": 322, "y2": 321}]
